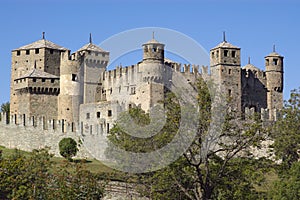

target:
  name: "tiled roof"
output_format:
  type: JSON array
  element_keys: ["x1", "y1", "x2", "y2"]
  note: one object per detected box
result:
[
  {"x1": 77, "y1": 43, "x2": 108, "y2": 53},
  {"x1": 14, "y1": 39, "x2": 68, "y2": 51},
  {"x1": 16, "y1": 68, "x2": 59, "y2": 80},
  {"x1": 212, "y1": 41, "x2": 239, "y2": 49}
]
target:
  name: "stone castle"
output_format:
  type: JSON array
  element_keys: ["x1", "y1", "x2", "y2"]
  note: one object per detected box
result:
[{"x1": 0, "y1": 32, "x2": 283, "y2": 156}]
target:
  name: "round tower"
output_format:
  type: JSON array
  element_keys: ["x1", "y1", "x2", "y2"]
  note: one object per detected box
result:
[
  {"x1": 265, "y1": 45, "x2": 284, "y2": 120},
  {"x1": 142, "y1": 33, "x2": 165, "y2": 64}
]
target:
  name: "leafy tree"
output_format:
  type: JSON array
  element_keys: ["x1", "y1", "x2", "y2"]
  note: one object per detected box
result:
[
  {"x1": 0, "y1": 148, "x2": 53, "y2": 199},
  {"x1": 107, "y1": 78, "x2": 269, "y2": 199},
  {"x1": 0, "y1": 147, "x2": 105, "y2": 199},
  {"x1": 0, "y1": 101, "x2": 10, "y2": 122},
  {"x1": 59, "y1": 137, "x2": 78, "y2": 161},
  {"x1": 268, "y1": 88, "x2": 300, "y2": 199},
  {"x1": 269, "y1": 161, "x2": 300, "y2": 200},
  {"x1": 48, "y1": 163, "x2": 105, "y2": 200},
  {"x1": 270, "y1": 87, "x2": 300, "y2": 169}
]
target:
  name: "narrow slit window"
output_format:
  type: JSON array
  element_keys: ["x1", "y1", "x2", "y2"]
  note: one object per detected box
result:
[
  {"x1": 224, "y1": 50, "x2": 228, "y2": 57},
  {"x1": 72, "y1": 74, "x2": 77, "y2": 81},
  {"x1": 108, "y1": 110, "x2": 112, "y2": 117},
  {"x1": 231, "y1": 51, "x2": 236, "y2": 57}
]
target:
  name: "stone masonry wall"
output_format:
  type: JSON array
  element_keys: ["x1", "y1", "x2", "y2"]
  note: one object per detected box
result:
[{"x1": 0, "y1": 115, "x2": 92, "y2": 158}]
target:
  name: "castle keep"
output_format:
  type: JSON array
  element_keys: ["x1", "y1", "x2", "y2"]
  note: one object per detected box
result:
[{"x1": 8, "y1": 33, "x2": 283, "y2": 137}]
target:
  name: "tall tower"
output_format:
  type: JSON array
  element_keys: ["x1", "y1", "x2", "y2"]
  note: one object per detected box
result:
[
  {"x1": 265, "y1": 46, "x2": 284, "y2": 120},
  {"x1": 77, "y1": 34, "x2": 109, "y2": 104},
  {"x1": 210, "y1": 33, "x2": 242, "y2": 111},
  {"x1": 58, "y1": 34, "x2": 109, "y2": 124},
  {"x1": 10, "y1": 33, "x2": 67, "y2": 122}
]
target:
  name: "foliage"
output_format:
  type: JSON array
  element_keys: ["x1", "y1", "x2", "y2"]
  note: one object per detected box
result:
[
  {"x1": 0, "y1": 101, "x2": 10, "y2": 122},
  {"x1": 107, "y1": 78, "x2": 270, "y2": 199},
  {"x1": 268, "y1": 88, "x2": 300, "y2": 199},
  {"x1": 268, "y1": 161, "x2": 300, "y2": 200},
  {"x1": 59, "y1": 137, "x2": 78, "y2": 161},
  {"x1": 269, "y1": 87, "x2": 300, "y2": 169},
  {"x1": 0, "y1": 147, "x2": 105, "y2": 199}
]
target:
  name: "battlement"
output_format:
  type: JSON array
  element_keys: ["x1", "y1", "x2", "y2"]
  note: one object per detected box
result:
[
  {"x1": 242, "y1": 67, "x2": 266, "y2": 80},
  {"x1": 101, "y1": 62, "x2": 210, "y2": 84},
  {"x1": 1, "y1": 111, "x2": 110, "y2": 137},
  {"x1": 244, "y1": 107, "x2": 280, "y2": 121}
]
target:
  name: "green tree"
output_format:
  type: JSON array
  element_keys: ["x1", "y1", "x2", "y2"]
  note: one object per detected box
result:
[
  {"x1": 268, "y1": 88, "x2": 300, "y2": 199},
  {"x1": 0, "y1": 101, "x2": 10, "y2": 122},
  {"x1": 59, "y1": 137, "x2": 78, "y2": 161},
  {"x1": 0, "y1": 147, "x2": 105, "y2": 199},
  {"x1": 0, "y1": 148, "x2": 53, "y2": 199},
  {"x1": 48, "y1": 163, "x2": 104, "y2": 200},
  {"x1": 107, "y1": 78, "x2": 269, "y2": 199},
  {"x1": 269, "y1": 161, "x2": 300, "y2": 200},
  {"x1": 270, "y1": 87, "x2": 300, "y2": 169}
]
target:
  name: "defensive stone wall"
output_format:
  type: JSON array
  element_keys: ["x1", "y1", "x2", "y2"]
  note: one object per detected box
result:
[{"x1": 0, "y1": 112, "x2": 92, "y2": 158}]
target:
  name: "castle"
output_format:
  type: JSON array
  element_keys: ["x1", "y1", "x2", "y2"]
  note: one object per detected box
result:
[{"x1": 5, "y1": 32, "x2": 283, "y2": 143}]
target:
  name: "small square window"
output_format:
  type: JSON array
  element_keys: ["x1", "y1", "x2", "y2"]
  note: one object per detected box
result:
[
  {"x1": 108, "y1": 110, "x2": 112, "y2": 117},
  {"x1": 26, "y1": 50, "x2": 30, "y2": 55},
  {"x1": 86, "y1": 113, "x2": 90, "y2": 119},
  {"x1": 51, "y1": 79, "x2": 55, "y2": 83},
  {"x1": 17, "y1": 51, "x2": 21, "y2": 56},
  {"x1": 33, "y1": 78, "x2": 36, "y2": 82},
  {"x1": 42, "y1": 78, "x2": 45, "y2": 82},
  {"x1": 97, "y1": 112, "x2": 101, "y2": 118},
  {"x1": 35, "y1": 49, "x2": 39, "y2": 54}
]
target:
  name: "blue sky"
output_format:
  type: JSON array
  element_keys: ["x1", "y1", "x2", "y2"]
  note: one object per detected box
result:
[{"x1": 0, "y1": 0, "x2": 299, "y2": 104}]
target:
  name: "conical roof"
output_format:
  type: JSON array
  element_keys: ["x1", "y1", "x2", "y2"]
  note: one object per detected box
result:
[{"x1": 14, "y1": 39, "x2": 68, "y2": 51}]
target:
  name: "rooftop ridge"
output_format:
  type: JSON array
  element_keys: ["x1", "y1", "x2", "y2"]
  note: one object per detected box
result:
[{"x1": 13, "y1": 39, "x2": 68, "y2": 51}]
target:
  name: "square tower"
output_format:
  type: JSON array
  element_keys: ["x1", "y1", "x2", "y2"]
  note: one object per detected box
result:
[{"x1": 210, "y1": 34, "x2": 242, "y2": 112}]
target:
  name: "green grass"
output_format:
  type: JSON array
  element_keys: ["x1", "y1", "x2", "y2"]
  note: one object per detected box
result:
[{"x1": 0, "y1": 145, "x2": 31, "y2": 157}]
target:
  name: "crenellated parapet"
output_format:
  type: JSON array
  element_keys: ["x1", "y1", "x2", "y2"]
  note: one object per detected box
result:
[{"x1": 244, "y1": 107, "x2": 281, "y2": 121}]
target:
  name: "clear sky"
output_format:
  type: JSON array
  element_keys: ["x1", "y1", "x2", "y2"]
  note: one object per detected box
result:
[{"x1": 0, "y1": 0, "x2": 299, "y2": 104}]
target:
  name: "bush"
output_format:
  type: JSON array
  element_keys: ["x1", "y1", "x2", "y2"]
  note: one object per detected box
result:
[{"x1": 59, "y1": 138, "x2": 78, "y2": 161}]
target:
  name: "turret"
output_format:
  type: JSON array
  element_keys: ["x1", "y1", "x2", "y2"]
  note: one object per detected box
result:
[
  {"x1": 265, "y1": 45, "x2": 284, "y2": 120},
  {"x1": 142, "y1": 33, "x2": 165, "y2": 64}
]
